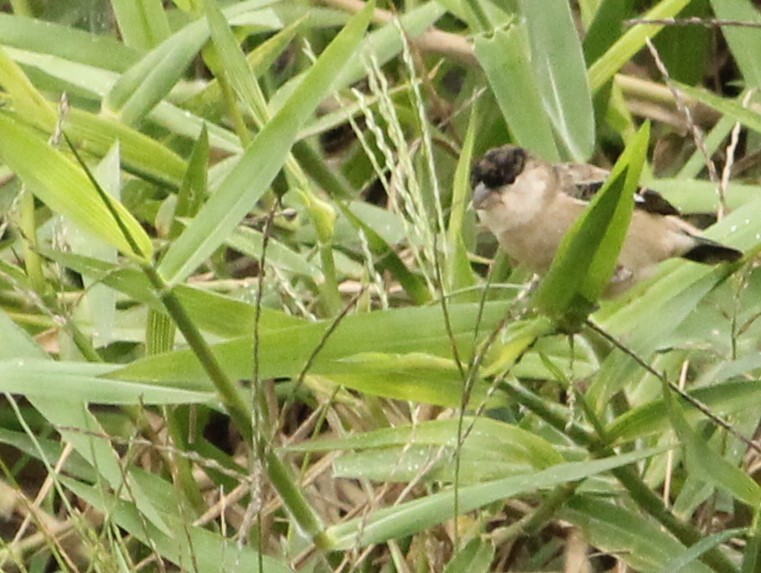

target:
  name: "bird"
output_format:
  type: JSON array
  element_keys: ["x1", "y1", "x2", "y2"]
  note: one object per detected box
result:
[{"x1": 470, "y1": 145, "x2": 743, "y2": 296}]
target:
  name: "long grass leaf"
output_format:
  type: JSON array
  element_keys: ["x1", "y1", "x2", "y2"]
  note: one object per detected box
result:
[{"x1": 159, "y1": 2, "x2": 373, "y2": 284}]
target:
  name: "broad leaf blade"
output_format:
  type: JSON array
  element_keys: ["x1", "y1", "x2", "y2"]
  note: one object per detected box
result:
[
  {"x1": 521, "y1": 0, "x2": 595, "y2": 161},
  {"x1": 474, "y1": 24, "x2": 559, "y2": 161},
  {"x1": 534, "y1": 123, "x2": 650, "y2": 324}
]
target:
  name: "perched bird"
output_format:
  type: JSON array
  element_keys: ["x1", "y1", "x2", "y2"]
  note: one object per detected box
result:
[{"x1": 471, "y1": 145, "x2": 742, "y2": 296}]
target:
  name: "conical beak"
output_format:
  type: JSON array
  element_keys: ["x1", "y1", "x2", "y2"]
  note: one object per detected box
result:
[{"x1": 471, "y1": 181, "x2": 493, "y2": 210}]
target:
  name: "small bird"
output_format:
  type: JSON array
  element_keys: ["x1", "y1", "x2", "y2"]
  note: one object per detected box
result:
[{"x1": 471, "y1": 145, "x2": 742, "y2": 296}]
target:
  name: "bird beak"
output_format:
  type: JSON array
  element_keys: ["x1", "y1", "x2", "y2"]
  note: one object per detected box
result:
[{"x1": 471, "y1": 181, "x2": 492, "y2": 210}]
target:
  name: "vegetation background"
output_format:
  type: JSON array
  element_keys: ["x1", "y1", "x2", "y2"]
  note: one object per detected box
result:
[{"x1": 0, "y1": 0, "x2": 760, "y2": 571}]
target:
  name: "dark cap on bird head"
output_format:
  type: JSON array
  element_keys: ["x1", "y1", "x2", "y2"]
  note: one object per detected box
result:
[{"x1": 470, "y1": 145, "x2": 527, "y2": 208}]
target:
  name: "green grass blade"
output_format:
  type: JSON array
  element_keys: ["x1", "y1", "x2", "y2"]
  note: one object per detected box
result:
[
  {"x1": 201, "y1": 0, "x2": 268, "y2": 125},
  {"x1": 63, "y1": 474, "x2": 291, "y2": 573},
  {"x1": 444, "y1": 538, "x2": 494, "y2": 573},
  {"x1": 66, "y1": 108, "x2": 187, "y2": 188},
  {"x1": 588, "y1": 0, "x2": 692, "y2": 93},
  {"x1": 0, "y1": 359, "x2": 212, "y2": 404},
  {"x1": 111, "y1": 301, "x2": 512, "y2": 387},
  {"x1": 662, "y1": 375, "x2": 761, "y2": 508},
  {"x1": 333, "y1": 2, "x2": 445, "y2": 92},
  {"x1": 0, "y1": 311, "x2": 173, "y2": 535},
  {"x1": 0, "y1": 44, "x2": 56, "y2": 127},
  {"x1": 171, "y1": 125, "x2": 209, "y2": 238},
  {"x1": 534, "y1": 123, "x2": 649, "y2": 325},
  {"x1": 105, "y1": 0, "x2": 280, "y2": 124},
  {"x1": 676, "y1": 82, "x2": 761, "y2": 135},
  {"x1": 709, "y1": 0, "x2": 761, "y2": 87},
  {"x1": 661, "y1": 528, "x2": 746, "y2": 573},
  {"x1": 608, "y1": 380, "x2": 761, "y2": 443},
  {"x1": 335, "y1": 202, "x2": 431, "y2": 304},
  {"x1": 325, "y1": 446, "x2": 667, "y2": 549},
  {"x1": 68, "y1": 143, "x2": 121, "y2": 347},
  {"x1": 111, "y1": 0, "x2": 171, "y2": 50},
  {"x1": 288, "y1": 417, "x2": 562, "y2": 483},
  {"x1": 38, "y1": 248, "x2": 303, "y2": 337},
  {"x1": 104, "y1": 23, "x2": 209, "y2": 124},
  {"x1": 583, "y1": 0, "x2": 633, "y2": 64},
  {"x1": 158, "y1": 2, "x2": 373, "y2": 285},
  {"x1": 182, "y1": 19, "x2": 301, "y2": 119},
  {"x1": 0, "y1": 113, "x2": 153, "y2": 259},
  {"x1": 446, "y1": 102, "x2": 479, "y2": 300},
  {"x1": 562, "y1": 496, "x2": 715, "y2": 573},
  {"x1": 225, "y1": 226, "x2": 323, "y2": 281},
  {"x1": 474, "y1": 24, "x2": 559, "y2": 161},
  {"x1": 521, "y1": 0, "x2": 595, "y2": 160},
  {"x1": 0, "y1": 12, "x2": 139, "y2": 71}
]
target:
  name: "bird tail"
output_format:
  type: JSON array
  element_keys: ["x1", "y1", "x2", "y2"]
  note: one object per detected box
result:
[{"x1": 682, "y1": 237, "x2": 743, "y2": 264}]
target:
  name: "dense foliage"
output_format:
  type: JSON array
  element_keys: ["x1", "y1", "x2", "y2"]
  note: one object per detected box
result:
[{"x1": 0, "y1": 0, "x2": 760, "y2": 571}]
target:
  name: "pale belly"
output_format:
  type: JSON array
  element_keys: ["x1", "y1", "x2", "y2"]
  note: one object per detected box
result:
[{"x1": 492, "y1": 210, "x2": 690, "y2": 295}]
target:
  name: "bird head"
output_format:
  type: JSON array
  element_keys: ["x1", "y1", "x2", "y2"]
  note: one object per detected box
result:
[{"x1": 471, "y1": 145, "x2": 528, "y2": 209}]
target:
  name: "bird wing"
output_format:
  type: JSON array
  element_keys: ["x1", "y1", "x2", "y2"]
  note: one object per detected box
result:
[{"x1": 555, "y1": 162, "x2": 681, "y2": 217}]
